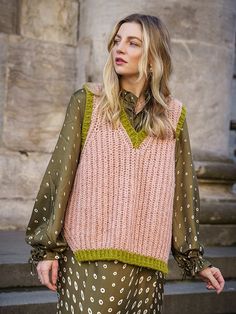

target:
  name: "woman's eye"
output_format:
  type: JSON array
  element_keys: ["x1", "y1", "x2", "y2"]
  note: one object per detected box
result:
[
  {"x1": 113, "y1": 39, "x2": 119, "y2": 45},
  {"x1": 130, "y1": 42, "x2": 138, "y2": 46}
]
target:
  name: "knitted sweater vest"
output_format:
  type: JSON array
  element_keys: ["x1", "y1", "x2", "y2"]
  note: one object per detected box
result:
[{"x1": 63, "y1": 84, "x2": 186, "y2": 274}]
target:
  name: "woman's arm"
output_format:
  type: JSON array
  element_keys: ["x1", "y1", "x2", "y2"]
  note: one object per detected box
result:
[
  {"x1": 172, "y1": 116, "x2": 224, "y2": 293},
  {"x1": 25, "y1": 88, "x2": 86, "y2": 271}
]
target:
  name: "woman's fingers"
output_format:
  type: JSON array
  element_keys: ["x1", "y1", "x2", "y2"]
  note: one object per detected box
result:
[
  {"x1": 37, "y1": 260, "x2": 58, "y2": 291},
  {"x1": 212, "y1": 267, "x2": 225, "y2": 293},
  {"x1": 206, "y1": 271, "x2": 221, "y2": 292},
  {"x1": 52, "y1": 260, "x2": 59, "y2": 285},
  {"x1": 199, "y1": 266, "x2": 225, "y2": 294},
  {"x1": 41, "y1": 269, "x2": 56, "y2": 291}
]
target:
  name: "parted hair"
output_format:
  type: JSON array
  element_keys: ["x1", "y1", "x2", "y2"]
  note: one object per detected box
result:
[{"x1": 97, "y1": 13, "x2": 175, "y2": 139}]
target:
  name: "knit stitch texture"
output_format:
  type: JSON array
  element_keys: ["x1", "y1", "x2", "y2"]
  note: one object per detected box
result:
[{"x1": 63, "y1": 84, "x2": 185, "y2": 273}]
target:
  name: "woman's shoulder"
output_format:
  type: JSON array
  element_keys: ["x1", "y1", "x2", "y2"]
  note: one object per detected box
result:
[
  {"x1": 72, "y1": 82, "x2": 103, "y2": 99},
  {"x1": 165, "y1": 94, "x2": 187, "y2": 131},
  {"x1": 82, "y1": 82, "x2": 104, "y2": 96},
  {"x1": 166, "y1": 94, "x2": 185, "y2": 110}
]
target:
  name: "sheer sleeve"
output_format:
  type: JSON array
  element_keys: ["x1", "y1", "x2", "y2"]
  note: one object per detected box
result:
[
  {"x1": 172, "y1": 117, "x2": 212, "y2": 278},
  {"x1": 25, "y1": 88, "x2": 86, "y2": 271}
]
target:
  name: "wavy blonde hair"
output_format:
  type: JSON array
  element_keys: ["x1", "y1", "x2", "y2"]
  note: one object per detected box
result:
[{"x1": 97, "y1": 13, "x2": 175, "y2": 139}]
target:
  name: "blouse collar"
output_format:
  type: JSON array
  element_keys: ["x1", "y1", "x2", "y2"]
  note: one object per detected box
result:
[{"x1": 120, "y1": 88, "x2": 152, "y2": 113}]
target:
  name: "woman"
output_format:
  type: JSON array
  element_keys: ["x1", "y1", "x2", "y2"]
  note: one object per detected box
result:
[{"x1": 26, "y1": 13, "x2": 225, "y2": 313}]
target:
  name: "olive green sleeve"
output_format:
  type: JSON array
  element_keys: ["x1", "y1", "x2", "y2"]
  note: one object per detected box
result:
[
  {"x1": 172, "y1": 118, "x2": 212, "y2": 278},
  {"x1": 25, "y1": 88, "x2": 86, "y2": 269}
]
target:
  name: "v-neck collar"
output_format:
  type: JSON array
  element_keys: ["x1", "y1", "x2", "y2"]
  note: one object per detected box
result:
[
  {"x1": 119, "y1": 104, "x2": 148, "y2": 148},
  {"x1": 119, "y1": 88, "x2": 152, "y2": 149}
]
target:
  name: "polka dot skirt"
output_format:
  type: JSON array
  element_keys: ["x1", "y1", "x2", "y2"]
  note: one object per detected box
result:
[{"x1": 56, "y1": 248, "x2": 165, "y2": 314}]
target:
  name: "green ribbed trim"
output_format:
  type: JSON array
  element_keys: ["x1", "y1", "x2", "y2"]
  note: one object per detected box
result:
[
  {"x1": 120, "y1": 104, "x2": 148, "y2": 149},
  {"x1": 176, "y1": 105, "x2": 187, "y2": 138},
  {"x1": 81, "y1": 84, "x2": 94, "y2": 149},
  {"x1": 74, "y1": 248, "x2": 168, "y2": 274}
]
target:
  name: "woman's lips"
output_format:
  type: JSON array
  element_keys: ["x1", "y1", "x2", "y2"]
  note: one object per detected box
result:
[{"x1": 115, "y1": 57, "x2": 127, "y2": 65}]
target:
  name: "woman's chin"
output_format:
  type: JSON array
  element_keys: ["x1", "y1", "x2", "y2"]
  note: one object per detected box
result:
[
  {"x1": 114, "y1": 70, "x2": 138, "y2": 78},
  {"x1": 114, "y1": 69, "x2": 127, "y2": 76}
]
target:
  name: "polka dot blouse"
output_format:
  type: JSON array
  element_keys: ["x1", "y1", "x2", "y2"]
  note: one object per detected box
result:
[{"x1": 25, "y1": 86, "x2": 211, "y2": 278}]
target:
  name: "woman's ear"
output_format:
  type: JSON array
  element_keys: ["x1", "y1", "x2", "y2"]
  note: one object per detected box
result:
[
  {"x1": 149, "y1": 64, "x2": 153, "y2": 73},
  {"x1": 148, "y1": 56, "x2": 153, "y2": 73},
  {"x1": 148, "y1": 54, "x2": 153, "y2": 63}
]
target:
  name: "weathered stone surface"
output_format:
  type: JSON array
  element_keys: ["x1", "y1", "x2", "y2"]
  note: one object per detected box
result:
[
  {"x1": 200, "y1": 201, "x2": 236, "y2": 224},
  {"x1": 0, "y1": 199, "x2": 34, "y2": 230},
  {"x1": 0, "y1": 0, "x2": 18, "y2": 35},
  {"x1": 0, "y1": 149, "x2": 50, "y2": 199},
  {"x1": 146, "y1": 0, "x2": 236, "y2": 48},
  {"x1": 2, "y1": 35, "x2": 76, "y2": 153},
  {"x1": 229, "y1": 75, "x2": 236, "y2": 161},
  {"x1": 19, "y1": 0, "x2": 78, "y2": 46},
  {"x1": 195, "y1": 161, "x2": 236, "y2": 181},
  {"x1": 199, "y1": 181, "x2": 236, "y2": 201},
  {"x1": 0, "y1": 149, "x2": 53, "y2": 230},
  {"x1": 0, "y1": 34, "x2": 8, "y2": 146},
  {"x1": 200, "y1": 224, "x2": 236, "y2": 246},
  {"x1": 170, "y1": 41, "x2": 234, "y2": 159}
]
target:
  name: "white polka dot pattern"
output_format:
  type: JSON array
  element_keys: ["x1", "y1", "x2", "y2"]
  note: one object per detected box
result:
[
  {"x1": 172, "y1": 119, "x2": 211, "y2": 276},
  {"x1": 56, "y1": 248, "x2": 164, "y2": 313}
]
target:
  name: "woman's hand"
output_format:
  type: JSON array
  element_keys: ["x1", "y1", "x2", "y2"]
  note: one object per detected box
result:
[
  {"x1": 198, "y1": 266, "x2": 225, "y2": 294},
  {"x1": 37, "y1": 260, "x2": 59, "y2": 291}
]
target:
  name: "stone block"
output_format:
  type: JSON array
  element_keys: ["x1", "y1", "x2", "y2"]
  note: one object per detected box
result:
[
  {"x1": 199, "y1": 181, "x2": 236, "y2": 202},
  {"x1": 195, "y1": 161, "x2": 236, "y2": 181},
  {"x1": 234, "y1": 45, "x2": 236, "y2": 76},
  {"x1": 163, "y1": 281, "x2": 236, "y2": 314},
  {"x1": 0, "y1": 292, "x2": 57, "y2": 314},
  {"x1": 200, "y1": 201, "x2": 236, "y2": 224},
  {"x1": 0, "y1": 149, "x2": 53, "y2": 229},
  {"x1": 0, "y1": 199, "x2": 34, "y2": 230},
  {"x1": 2, "y1": 35, "x2": 76, "y2": 153},
  {"x1": 170, "y1": 41, "x2": 234, "y2": 159},
  {"x1": 0, "y1": 0, "x2": 18, "y2": 34},
  {"x1": 0, "y1": 34, "x2": 8, "y2": 146},
  {"x1": 200, "y1": 224, "x2": 236, "y2": 246},
  {"x1": 19, "y1": 0, "x2": 78, "y2": 46},
  {"x1": 0, "y1": 149, "x2": 50, "y2": 200},
  {"x1": 146, "y1": 0, "x2": 236, "y2": 49}
]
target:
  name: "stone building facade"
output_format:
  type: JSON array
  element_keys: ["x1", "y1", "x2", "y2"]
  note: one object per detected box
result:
[{"x1": 0, "y1": 0, "x2": 236, "y2": 230}]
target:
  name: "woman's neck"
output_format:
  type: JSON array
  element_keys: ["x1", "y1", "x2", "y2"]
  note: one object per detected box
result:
[{"x1": 120, "y1": 76, "x2": 147, "y2": 98}]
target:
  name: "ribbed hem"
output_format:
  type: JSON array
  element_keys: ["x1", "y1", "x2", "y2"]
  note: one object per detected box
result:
[
  {"x1": 73, "y1": 248, "x2": 168, "y2": 274},
  {"x1": 176, "y1": 105, "x2": 187, "y2": 138}
]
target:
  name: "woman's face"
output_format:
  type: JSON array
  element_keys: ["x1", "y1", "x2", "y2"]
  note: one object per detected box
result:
[{"x1": 112, "y1": 22, "x2": 143, "y2": 78}]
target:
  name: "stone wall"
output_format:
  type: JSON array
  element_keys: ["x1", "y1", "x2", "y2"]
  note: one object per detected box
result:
[
  {"x1": 230, "y1": 39, "x2": 236, "y2": 162},
  {"x1": 0, "y1": 0, "x2": 235, "y2": 229},
  {"x1": 0, "y1": 0, "x2": 78, "y2": 229}
]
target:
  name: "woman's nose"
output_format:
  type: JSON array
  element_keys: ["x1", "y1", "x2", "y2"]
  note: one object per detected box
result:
[{"x1": 116, "y1": 41, "x2": 125, "y2": 53}]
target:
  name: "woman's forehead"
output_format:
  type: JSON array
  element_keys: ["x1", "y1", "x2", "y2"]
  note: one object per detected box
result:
[{"x1": 116, "y1": 22, "x2": 143, "y2": 40}]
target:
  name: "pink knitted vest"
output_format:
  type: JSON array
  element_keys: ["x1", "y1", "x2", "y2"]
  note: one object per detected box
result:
[{"x1": 63, "y1": 84, "x2": 185, "y2": 273}]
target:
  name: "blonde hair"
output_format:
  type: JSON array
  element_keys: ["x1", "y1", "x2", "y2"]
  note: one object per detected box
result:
[{"x1": 98, "y1": 13, "x2": 175, "y2": 139}]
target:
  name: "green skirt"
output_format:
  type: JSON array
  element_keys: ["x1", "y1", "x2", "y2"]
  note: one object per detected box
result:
[{"x1": 56, "y1": 247, "x2": 165, "y2": 314}]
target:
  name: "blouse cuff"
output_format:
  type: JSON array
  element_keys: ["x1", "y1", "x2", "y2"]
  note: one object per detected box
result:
[
  {"x1": 174, "y1": 250, "x2": 212, "y2": 279},
  {"x1": 29, "y1": 247, "x2": 62, "y2": 275}
]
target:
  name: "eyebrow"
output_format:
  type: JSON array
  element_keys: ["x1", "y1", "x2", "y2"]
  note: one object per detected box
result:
[{"x1": 115, "y1": 34, "x2": 142, "y2": 42}]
